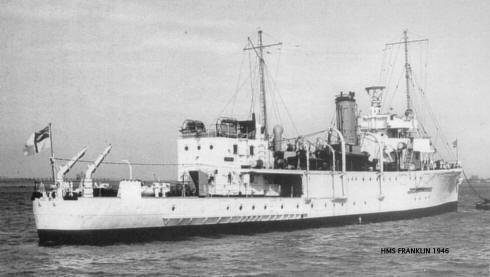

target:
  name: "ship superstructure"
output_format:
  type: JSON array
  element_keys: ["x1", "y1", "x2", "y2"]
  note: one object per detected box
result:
[{"x1": 32, "y1": 30, "x2": 462, "y2": 245}]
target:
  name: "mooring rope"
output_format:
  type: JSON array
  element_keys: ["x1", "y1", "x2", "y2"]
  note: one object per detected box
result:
[{"x1": 462, "y1": 170, "x2": 489, "y2": 201}]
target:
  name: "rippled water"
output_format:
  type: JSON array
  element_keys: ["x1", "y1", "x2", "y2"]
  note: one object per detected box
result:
[{"x1": 1, "y1": 183, "x2": 489, "y2": 276}]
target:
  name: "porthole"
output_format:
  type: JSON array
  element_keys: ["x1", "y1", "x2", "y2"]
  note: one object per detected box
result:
[
  {"x1": 171, "y1": 205, "x2": 175, "y2": 211},
  {"x1": 197, "y1": 145, "x2": 201, "y2": 150},
  {"x1": 364, "y1": 201, "x2": 367, "y2": 205},
  {"x1": 362, "y1": 178, "x2": 365, "y2": 182},
  {"x1": 239, "y1": 205, "x2": 243, "y2": 210},
  {"x1": 184, "y1": 146, "x2": 189, "y2": 151},
  {"x1": 353, "y1": 202, "x2": 356, "y2": 206},
  {"x1": 210, "y1": 145, "x2": 214, "y2": 150},
  {"x1": 311, "y1": 203, "x2": 314, "y2": 208},
  {"x1": 264, "y1": 205, "x2": 267, "y2": 210},
  {"x1": 226, "y1": 206, "x2": 230, "y2": 210},
  {"x1": 252, "y1": 205, "x2": 255, "y2": 210},
  {"x1": 281, "y1": 204, "x2": 284, "y2": 209},
  {"x1": 324, "y1": 202, "x2": 327, "y2": 208},
  {"x1": 296, "y1": 204, "x2": 299, "y2": 209},
  {"x1": 369, "y1": 178, "x2": 372, "y2": 181}
]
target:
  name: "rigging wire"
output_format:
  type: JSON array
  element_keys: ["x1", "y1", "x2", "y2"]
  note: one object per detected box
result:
[
  {"x1": 263, "y1": 63, "x2": 300, "y2": 136},
  {"x1": 411, "y1": 76, "x2": 455, "y2": 160},
  {"x1": 378, "y1": 47, "x2": 388, "y2": 84},
  {"x1": 230, "y1": 50, "x2": 248, "y2": 116},
  {"x1": 384, "y1": 69, "x2": 404, "y2": 111},
  {"x1": 386, "y1": 40, "x2": 402, "y2": 86},
  {"x1": 217, "y1": 50, "x2": 249, "y2": 118},
  {"x1": 381, "y1": 43, "x2": 402, "y2": 109},
  {"x1": 265, "y1": 71, "x2": 282, "y2": 127}
]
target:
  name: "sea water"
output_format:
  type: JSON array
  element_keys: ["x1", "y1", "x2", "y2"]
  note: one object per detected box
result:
[{"x1": 0, "y1": 183, "x2": 488, "y2": 276}]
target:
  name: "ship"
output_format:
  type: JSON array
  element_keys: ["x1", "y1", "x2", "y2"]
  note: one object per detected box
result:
[{"x1": 32, "y1": 30, "x2": 463, "y2": 245}]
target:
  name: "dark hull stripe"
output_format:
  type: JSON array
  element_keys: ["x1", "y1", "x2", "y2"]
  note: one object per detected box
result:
[{"x1": 38, "y1": 201, "x2": 457, "y2": 245}]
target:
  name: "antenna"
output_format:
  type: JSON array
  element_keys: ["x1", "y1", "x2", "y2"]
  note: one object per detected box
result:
[{"x1": 243, "y1": 30, "x2": 282, "y2": 139}]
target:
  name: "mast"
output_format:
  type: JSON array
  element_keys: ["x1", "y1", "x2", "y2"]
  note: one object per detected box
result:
[
  {"x1": 403, "y1": 30, "x2": 411, "y2": 111},
  {"x1": 385, "y1": 30, "x2": 427, "y2": 112},
  {"x1": 258, "y1": 30, "x2": 268, "y2": 138},
  {"x1": 243, "y1": 30, "x2": 282, "y2": 139}
]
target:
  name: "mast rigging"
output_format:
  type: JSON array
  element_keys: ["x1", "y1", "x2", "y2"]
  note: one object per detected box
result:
[
  {"x1": 244, "y1": 30, "x2": 282, "y2": 138},
  {"x1": 385, "y1": 30, "x2": 428, "y2": 112}
]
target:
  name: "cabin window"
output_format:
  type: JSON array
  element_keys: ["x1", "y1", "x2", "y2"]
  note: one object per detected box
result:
[
  {"x1": 184, "y1": 146, "x2": 189, "y2": 151},
  {"x1": 250, "y1": 146, "x2": 254, "y2": 156},
  {"x1": 209, "y1": 145, "x2": 214, "y2": 150},
  {"x1": 233, "y1": 144, "x2": 238, "y2": 154}
]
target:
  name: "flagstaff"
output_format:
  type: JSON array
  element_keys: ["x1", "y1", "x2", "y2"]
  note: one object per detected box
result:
[{"x1": 49, "y1": 123, "x2": 56, "y2": 186}]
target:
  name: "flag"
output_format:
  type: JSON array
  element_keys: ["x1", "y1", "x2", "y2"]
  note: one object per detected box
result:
[
  {"x1": 452, "y1": 139, "x2": 458, "y2": 148},
  {"x1": 23, "y1": 125, "x2": 50, "y2": 156}
]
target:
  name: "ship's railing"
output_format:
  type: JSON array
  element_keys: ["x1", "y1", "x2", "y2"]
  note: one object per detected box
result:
[
  {"x1": 180, "y1": 129, "x2": 255, "y2": 139},
  {"x1": 180, "y1": 130, "x2": 217, "y2": 138}
]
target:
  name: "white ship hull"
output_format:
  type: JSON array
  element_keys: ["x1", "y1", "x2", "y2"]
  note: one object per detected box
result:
[{"x1": 33, "y1": 169, "x2": 461, "y2": 244}]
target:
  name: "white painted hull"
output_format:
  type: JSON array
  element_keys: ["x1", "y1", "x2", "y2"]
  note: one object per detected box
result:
[{"x1": 33, "y1": 169, "x2": 461, "y2": 244}]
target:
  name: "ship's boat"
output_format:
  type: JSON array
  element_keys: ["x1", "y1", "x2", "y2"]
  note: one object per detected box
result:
[{"x1": 32, "y1": 30, "x2": 463, "y2": 245}]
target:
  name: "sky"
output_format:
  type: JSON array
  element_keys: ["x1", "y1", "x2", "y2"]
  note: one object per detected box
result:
[{"x1": 1, "y1": 0, "x2": 490, "y2": 179}]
